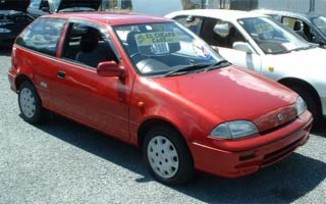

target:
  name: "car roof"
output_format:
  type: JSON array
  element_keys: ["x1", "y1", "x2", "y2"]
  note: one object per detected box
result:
[
  {"x1": 43, "y1": 12, "x2": 173, "y2": 26},
  {"x1": 254, "y1": 9, "x2": 321, "y2": 19},
  {"x1": 167, "y1": 9, "x2": 267, "y2": 21}
]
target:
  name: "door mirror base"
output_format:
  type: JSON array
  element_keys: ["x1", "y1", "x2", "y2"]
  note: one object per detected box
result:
[{"x1": 97, "y1": 61, "x2": 126, "y2": 80}]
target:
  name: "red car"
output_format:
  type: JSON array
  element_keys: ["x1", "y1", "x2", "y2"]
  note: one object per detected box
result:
[{"x1": 8, "y1": 12, "x2": 312, "y2": 185}]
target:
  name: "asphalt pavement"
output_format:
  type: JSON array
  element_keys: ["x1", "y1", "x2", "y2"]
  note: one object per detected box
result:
[{"x1": 0, "y1": 46, "x2": 325, "y2": 204}]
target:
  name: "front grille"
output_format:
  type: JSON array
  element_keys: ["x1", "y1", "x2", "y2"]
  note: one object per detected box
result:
[
  {"x1": 262, "y1": 138, "x2": 301, "y2": 166},
  {"x1": 259, "y1": 118, "x2": 296, "y2": 135},
  {"x1": 255, "y1": 105, "x2": 297, "y2": 134}
]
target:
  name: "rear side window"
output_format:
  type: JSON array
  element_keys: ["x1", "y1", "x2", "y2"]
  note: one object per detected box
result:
[{"x1": 16, "y1": 18, "x2": 66, "y2": 56}]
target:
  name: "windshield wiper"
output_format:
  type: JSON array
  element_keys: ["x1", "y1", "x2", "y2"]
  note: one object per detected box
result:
[
  {"x1": 164, "y1": 60, "x2": 231, "y2": 77},
  {"x1": 290, "y1": 45, "x2": 317, "y2": 52},
  {"x1": 270, "y1": 50, "x2": 291, "y2": 55},
  {"x1": 204, "y1": 60, "x2": 230, "y2": 71},
  {"x1": 164, "y1": 63, "x2": 212, "y2": 77},
  {"x1": 270, "y1": 44, "x2": 317, "y2": 55}
]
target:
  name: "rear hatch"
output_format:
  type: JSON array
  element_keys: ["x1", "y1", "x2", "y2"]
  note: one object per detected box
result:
[{"x1": 55, "y1": 0, "x2": 101, "y2": 12}]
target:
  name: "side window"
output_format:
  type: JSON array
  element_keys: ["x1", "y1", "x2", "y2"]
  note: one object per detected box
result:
[
  {"x1": 268, "y1": 14, "x2": 278, "y2": 20},
  {"x1": 39, "y1": 0, "x2": 50, "y2": 12},
  {"x1": 16, "y1": 18, "x2": 66, "y2": 56},
  {"x1": 282, "y1": 16, "x2": 312, "y2": 41},
  {"x1": 174, "y1": 16, "x2": 203, "y2": 34},
  {"x1": 201, "y1": 18, "x2": 245, "y2": 49},
  {"x1": 62, "y1": 23, "x2": 118, "y2": 68}
]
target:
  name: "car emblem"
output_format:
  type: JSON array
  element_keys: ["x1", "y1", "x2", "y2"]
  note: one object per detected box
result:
[{"x1": 277, "y1": 113, "x2": 285, "y2": 121}]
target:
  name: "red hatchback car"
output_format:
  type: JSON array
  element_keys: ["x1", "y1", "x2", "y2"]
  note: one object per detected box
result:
[{"x1": 8, "y1": 13, "x2": 312, "y2": 185}]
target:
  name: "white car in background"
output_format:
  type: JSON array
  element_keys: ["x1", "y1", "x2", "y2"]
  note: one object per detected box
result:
[{"x1": 166, "y1": 9, "x2": 326, "y2": 124}]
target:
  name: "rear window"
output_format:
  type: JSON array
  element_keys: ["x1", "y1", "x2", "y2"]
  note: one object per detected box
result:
[{"x1": 16, "y1": 17, "x2": 66, "y2": 56}]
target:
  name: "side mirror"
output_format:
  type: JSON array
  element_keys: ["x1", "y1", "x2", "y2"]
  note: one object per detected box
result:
[
  {"x1": 97, "y1": 61, "x2": 126, "y2": 79},
  {"x1": 311, "y1": 33, "x2": 323, "y2": 44},
  {"x1": 233, "y1": 42, "x2": 254, "y2": 54}
]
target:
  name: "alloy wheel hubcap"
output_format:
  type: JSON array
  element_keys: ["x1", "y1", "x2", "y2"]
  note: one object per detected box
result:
[
  {"x1": 147, "y1": 136, "x2": 179, "y2": 179},
  {"x1": 20, "y1": 87, "x2": 36, "y2": 118}
]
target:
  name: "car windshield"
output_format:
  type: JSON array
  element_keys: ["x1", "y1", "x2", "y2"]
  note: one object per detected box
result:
[
  {"x1": 238, "y1": 17, "x2": 311, "y2": 54},
  {"x1": 312, "y1": 16, "x2": 326, "y2": 36},
  {"x1": 114, "y1": 22, "x2": 226, "y2": 76}
]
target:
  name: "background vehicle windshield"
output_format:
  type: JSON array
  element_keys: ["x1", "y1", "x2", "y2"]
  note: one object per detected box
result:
[
  {"x1": 52, "y1": 0, "x2": 60, "y2": 11},
  {"x1": 312, "y1": 16, "x2": 326, "y2": 36},
  {"x1": 114, "y1": 22, "x2": 225, "y2": 76},
  {"x1": 239, "y1": 17, "x2": 310, "y2": 54},
  {"x1": 51, "y1": 0, "x2": 95, "y2": 12}
]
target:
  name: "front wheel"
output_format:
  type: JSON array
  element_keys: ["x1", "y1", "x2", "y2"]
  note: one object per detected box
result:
[
  {"x1": 290, "y1": 86, "x2": 319, "y2": 117},
  {"x1": 18, "y1": 81, "x2": 45, "y2": 124},
  {"x1": 143, "y1": 125, "x2": 194, "y2": 185},
  {"x1": 290, "y1": 86, "x2": 322, "y2": 128}
]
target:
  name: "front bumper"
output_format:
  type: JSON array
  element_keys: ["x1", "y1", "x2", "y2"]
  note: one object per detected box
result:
[
  {"x1": 189, "y1": 111, "x2": 313, "y2": 178},
  {"x1": 8, "y1": 68, "x2": 17, "y2": 92}
]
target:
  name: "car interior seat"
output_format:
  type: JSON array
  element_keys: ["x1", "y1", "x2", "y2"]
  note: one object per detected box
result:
[
  {"x1": 126, "y1": 31, "x2": 145, "y2": 64},
  {"x1": 126, "y1": 31, "x2": 139, "y2": 55},
  {"x1": 293, "y1": 21, "x2": 308, "y2": 40},
  {"x1": 75, "y1": 28, "x2": 107, "y2": 67}
]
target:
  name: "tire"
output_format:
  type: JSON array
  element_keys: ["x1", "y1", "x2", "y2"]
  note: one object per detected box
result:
[
  {"x1": 290, "y1": 86, "x2": 321, "y2": 126},
  {"x1": 18, "y1": 81, "x2": 45, "y2": 124},
  {"x1": 143, "y1": 125, "x2": 194, "y2": 185}
]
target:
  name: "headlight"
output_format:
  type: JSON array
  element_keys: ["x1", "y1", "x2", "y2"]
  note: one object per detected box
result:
[
  {"x1": 296, "y1": 96, "x2": 307, "y2": 116},
  {"x1": 210, "y1": 120, "x2": 258, "y2": 139}
]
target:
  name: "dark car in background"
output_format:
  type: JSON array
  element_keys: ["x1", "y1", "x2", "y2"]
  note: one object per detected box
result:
[
  {"x1": 27, "y1": 0, "x2": 102, "y2": 18},
  {"x1": 256, "y1": 10, "x2": 326, "y2": 48},
  {"x1": 0, "y1": 0, "x2": 34, "y2": 45}
]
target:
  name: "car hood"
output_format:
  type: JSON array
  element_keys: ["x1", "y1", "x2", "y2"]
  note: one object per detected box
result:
[
  {"x1": 0, "y1": 0, "x2": 30, "y2": 12},
  {"x1": 265, "y1": 47, "x2": 326, "y2": 80},
  {"x1": 150, "y1": 66, "x2": 297, "y2": 125},
  {"x1": 55, "y1": 0, "x2": 101, "y2": 12}
]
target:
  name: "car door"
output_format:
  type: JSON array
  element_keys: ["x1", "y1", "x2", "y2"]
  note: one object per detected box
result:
[
  {"x1": 200, "y1": 17, "x2": 263, "y2": 72},
  {"x1": 54, "y1": 22, "x2": 131, "y2": 141},
  {"x1": 280, "y1": 16, "x2": 317, "y2": 42},
  {"x1": 174, "y1": 15, "x2": 262, "y2": 72}
]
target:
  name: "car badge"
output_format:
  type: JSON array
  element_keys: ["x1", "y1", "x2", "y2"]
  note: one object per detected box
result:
[{"x1": 277, "y1": 113, "x2": 285, "y2": 121}]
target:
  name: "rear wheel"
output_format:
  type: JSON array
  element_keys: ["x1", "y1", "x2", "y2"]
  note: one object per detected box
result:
[
  {"x1": 143, "y1": 125, "x2": 194, "y2": 185},
  {"x1": 18, "y1": 81, "x2": 45, "y2": 124}
]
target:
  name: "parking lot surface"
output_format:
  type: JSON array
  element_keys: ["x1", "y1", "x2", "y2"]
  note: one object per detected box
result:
[{"x1": 0, "y1": 46, "x2": 325, "y2": 203}]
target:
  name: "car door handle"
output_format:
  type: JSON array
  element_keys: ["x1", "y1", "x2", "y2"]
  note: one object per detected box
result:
[{"x1": 57, "y1": 71, "x2": 66, "y2": 79}]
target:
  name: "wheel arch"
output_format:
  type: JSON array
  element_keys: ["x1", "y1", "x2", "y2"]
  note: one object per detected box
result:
[
  {"x1": 137, "y1": 117, "x2": 186, "y2": 149},
  {"x1": 278, "y1": 77, "x2": 322, "y2": 116},
  {"x1": 15, "y1": 74, "x2": 33, "y2": 92}
]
